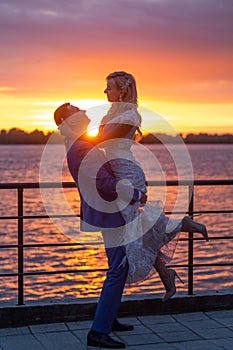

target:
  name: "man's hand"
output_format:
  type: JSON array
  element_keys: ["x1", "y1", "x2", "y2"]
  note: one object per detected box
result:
[{"x1": 140, "y1": 192, "x2": 147, "y2": 205}]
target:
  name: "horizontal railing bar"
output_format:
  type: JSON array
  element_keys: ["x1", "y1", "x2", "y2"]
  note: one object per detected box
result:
[
  {"x1": 0, "y1": 210, "x2": 232, "y2": 221},
  {"x1": 0, "y1": 214, "x2": 80, "y2": 220},
  {"x1": 0, "y1": 268, "x2": 108, "y2": 277},
  {"x1": 189, "y1": 210, "x2": 233, "y2": 214},
  {"x1": 147, "y1": 179, "x2": 233, "y2": 186},
  {"x1": 0, "y1": 182, "x2": 76, "y2": 189},
  {"x1": 168, "y1": 263, "x2": 233, "y2": 268},
  {"x1": 0, "y1": 179, "x2": 233, "y2": 190},
  {"x1": 165, "y1": 211, "x2": 233, "y2": 216},
  {"x1": 0, "y1": 242, "x2": 104, "y2": 249},
  {"x1": 1, "y1": 236, "x2": 233, "y2": 250},
  {"x1": 1, "y1": 261, "x2": 233, "y2": 278},
  {"x1": 179, "y1": 236, "x2": 233, "y2": 241}
]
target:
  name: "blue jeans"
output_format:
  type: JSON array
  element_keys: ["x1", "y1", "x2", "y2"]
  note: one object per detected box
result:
[{"x1": 91, "y1": 245, "x2": 129, "y2": 334}]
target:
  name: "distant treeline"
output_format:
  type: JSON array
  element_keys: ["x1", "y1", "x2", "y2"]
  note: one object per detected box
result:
[
  {"x1": 0, "y1": 128, "x2": 233, "y2": 144},
  {"x1": 0, "y1": 128, "x2": 63, "y2": 144},
  {"x1": 141, "y1": 132, "x2": 233, "y2": 144}
]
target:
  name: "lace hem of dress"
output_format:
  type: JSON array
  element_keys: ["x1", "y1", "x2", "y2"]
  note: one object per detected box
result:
[{"x1": 121, "y1": 203, "x2": 182, "y2": 284}]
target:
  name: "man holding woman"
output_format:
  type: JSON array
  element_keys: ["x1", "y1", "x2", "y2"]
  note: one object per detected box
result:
[
  {"x1": 53, "y1": 71, "x2": 208, "y2": 348},
  {"x1": 54, "y1": 102, "x2": 147, "y2": 348}
]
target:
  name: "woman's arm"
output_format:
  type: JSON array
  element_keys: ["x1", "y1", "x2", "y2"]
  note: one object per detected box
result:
[{"x1": 93, "y1": 123, "x2": 134, "y2": 145}]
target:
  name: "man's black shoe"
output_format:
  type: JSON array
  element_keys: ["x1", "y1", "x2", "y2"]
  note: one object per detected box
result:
[
  {"x1": 87, "y1": 330, "x2": 126, "y2": 348},
  {"x1": 112, "y1": 319, "x2": 134, "y2": 332}
]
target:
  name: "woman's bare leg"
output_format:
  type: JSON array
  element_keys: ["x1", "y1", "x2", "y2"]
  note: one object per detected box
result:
[{"x1": 154, "y1": 255, "x2": 176, "y2": 302}]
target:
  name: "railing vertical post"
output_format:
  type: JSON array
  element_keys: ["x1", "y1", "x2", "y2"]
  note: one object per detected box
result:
[
  {"x1": 188, "y1": 184, "x2": 194, "y2": 295},
  {"x1": 17, "y1": 187, "x2": 24, "y2": 305}
]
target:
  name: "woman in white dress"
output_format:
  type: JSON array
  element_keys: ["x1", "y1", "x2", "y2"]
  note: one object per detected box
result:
[{"x1": 95, "y1": 71, "x2": 208, "y2": 301}]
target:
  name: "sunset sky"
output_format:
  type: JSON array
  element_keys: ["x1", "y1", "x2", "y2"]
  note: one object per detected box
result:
[{"x1": 1, "y1": 0, "x2": 233, "y2": 135}]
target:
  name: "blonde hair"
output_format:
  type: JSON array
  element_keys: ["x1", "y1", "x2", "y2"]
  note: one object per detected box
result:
[
  {"x1": 106, "y1": 71, "x2": 138, "y2": 105},
  {"x1": 102, "y1": 72, "x2": 142, "y2": 136}
]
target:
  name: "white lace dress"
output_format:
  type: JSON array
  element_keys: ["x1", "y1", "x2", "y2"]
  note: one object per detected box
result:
[{"x1": 99, "y1": 108, "x2": 182, "y2": 283}]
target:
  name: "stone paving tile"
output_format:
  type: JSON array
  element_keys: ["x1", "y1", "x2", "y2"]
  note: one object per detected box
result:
[
  {"x1": 114, "y1": 324, "x2": 153, "y2": 335},
  {"x1": 127, "y1": 344, "x2": 178, "y2": 350},
  {"x1": 213, "y1": 317, "x2": 233, "y2": 328},
  {"x1": 66, "y1": 317, "x2": 141, "y2": 331},
  {"x1": 158, "y1": 330, "x2": 201, "y2": 343},
  {"x1": 119, "y1": 317, "x2": 142, "y2": 326},
  {"x1": 68, "y1": 329, "x2": 88, "y2": 345},
  {"x1": 138, "y1": 314, "x2": 176, "y2": 325},
  {"x1": 193, "y1": 327, "x2": 233, "y2": 339},
  {"x1": 148, "y1": 322, "x2": 189, "y2": 333},
  {"x1": 178, "y1": 319, "x2": 224, "y2": 331},
  {"x1": 0, "y1": 334, "x2": 45, "y2": 350},
  {"x1": 117, "y1": 332, "x2": 163, "y2": 346},
  {"x1": 0, "y1": 326, "x2": 30, "y2": 336},
  {"x1": 212, "y1": 337, "x2": 233, "y2": 350},
  {"x1": 34, "y1": 331, "x2": 85, "y2": 350},
  {"x1": 172, "y1": 311, "x2": 209, "y2": 322},
  {"x1": 29, "y1": 322, "x2": 68, "y2": 333},
  {"x1": 206, "y1": 310, "x2": 233, "y2": 319},
  {"x1": 173, "y1": 339, "x2": 224, "y2": 350},
  {"x1": 66, "y1": 319, "x2": 92, "y2": 331}
]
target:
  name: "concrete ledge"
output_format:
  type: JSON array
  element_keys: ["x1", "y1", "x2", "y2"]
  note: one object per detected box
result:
[{"x1": 0, "y1": 293, "x2": 233, "y2": 328}]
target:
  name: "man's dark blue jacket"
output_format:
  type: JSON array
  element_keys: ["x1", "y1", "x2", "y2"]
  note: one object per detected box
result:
[{"x1": 67, "y1": 138, "x2": 141, "y2": 231}]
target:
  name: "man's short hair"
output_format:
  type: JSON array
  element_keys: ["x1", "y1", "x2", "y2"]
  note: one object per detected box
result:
[{"x1": 54, "y1": 102, "x2": 70, "y2": 126}]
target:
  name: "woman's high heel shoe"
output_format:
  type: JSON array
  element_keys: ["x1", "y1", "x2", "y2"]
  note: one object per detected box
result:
[
  {"x1": 162, "y1": 269, "x2": 184, "y2": 302},
  {"x1": 181, "y1": 216, "x2": 209, "y2": 241}
]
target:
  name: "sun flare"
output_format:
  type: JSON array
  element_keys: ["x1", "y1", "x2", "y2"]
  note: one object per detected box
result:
[{"x1": 87, "y1": 128, "x2": 99, "y2": 137}]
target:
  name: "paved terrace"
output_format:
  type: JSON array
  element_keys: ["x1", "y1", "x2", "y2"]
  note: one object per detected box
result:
[{"x1": 1, "y1": 309, "x2": 233, "y2": 350}]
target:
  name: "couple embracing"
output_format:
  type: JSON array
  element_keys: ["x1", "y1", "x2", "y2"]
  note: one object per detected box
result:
[{"x1": 54, "y1": 71, "x2": 208, "y2": 349}]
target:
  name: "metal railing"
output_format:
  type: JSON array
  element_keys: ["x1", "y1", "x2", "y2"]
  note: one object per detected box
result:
[{"x1": 0, "y1": 179, "x2": 233, "y2": 305}]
